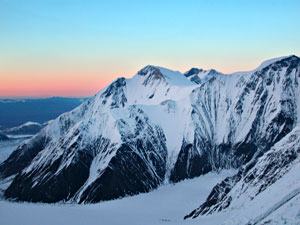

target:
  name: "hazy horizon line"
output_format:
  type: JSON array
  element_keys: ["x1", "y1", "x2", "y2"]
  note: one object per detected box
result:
[{"x1": 0, "y1": 95, "x2": 91, "y2": 99}]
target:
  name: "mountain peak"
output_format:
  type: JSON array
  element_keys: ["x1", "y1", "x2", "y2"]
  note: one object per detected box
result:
[
  {"x1": 184, "y1": 68, "x2": 204, "y2": 78},
  {"x1": 1, "y1": 55, "x2": 299, "y2": 207},
  {"x1": 184, "y1": 68, "x2": 221, "y2": 84},
  {"x1": 136, "y1": 65, "x2": 166, "y2": 87},
  {"x1": 136, "y1": 65, "x2": 193, "y2": 87},
  {"x1": 137, "y1": 65, "x2": 163, "y2": 77}
]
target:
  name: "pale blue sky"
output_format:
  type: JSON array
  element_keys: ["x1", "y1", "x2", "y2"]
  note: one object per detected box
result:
[{"x1": 1, "y1": 0, "x2": 300, "y2": 96}]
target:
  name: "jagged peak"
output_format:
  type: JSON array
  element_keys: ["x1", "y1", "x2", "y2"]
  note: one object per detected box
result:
[
  {"x1": 136, "y1": 65, "x2": 194, "y2": 87},
  {"x1": 184, "y1": 68, "x2": 221, "y2": 84},
  {"x1": 185, "y1": 55, "x2": 299, "y2": 82},
  {"x1": 136, "y1": 65, "x2": 166, "y2": 86},
  {"x1": 137, "y1": 65, "x2": 163, "y2": 77},
  {"x1": 101, "y1": 77, "x2": 126, "y2": 98},
  {"x1": 184, "y1": 68, "x2": 204, "y2": 77},
  {"x1": 184, "y1": 68, "x2": 220, "y2": 77}
]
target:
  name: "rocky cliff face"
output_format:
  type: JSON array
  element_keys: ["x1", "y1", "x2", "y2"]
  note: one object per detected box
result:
[
  {"x1": 185, "y1": 124, "x2": 300, "y2": 224},
  {"x1": 0, "y1": 55, "x2": 299, "y2": 203},
  {"x1": 171, "y1": 55, "x2": 299, "y2": 182}
]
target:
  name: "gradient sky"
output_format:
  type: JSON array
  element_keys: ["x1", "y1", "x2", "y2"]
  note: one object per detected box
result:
[{"x1": 1, "y1": 0, "x2": 300, "y2": 97}]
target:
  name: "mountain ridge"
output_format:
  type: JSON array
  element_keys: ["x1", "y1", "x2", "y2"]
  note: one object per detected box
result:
[{"x1": 0, "y1": 55, "x2": 299, "y2": 204}]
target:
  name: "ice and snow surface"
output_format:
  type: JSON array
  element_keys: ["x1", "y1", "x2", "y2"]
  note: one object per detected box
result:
[
  {"x1": 220, "y1": 126, "x2": 300, "y2": 225},
  {"x1": 197, "y1": 157, "x2": 300, "y2": 225},
  {"x1": 186, "y1": 124, "x2": 300, "y2": 224},
  {"x1": 4, "y1": 166, "x2": 298, "y2": 225},
  {"x1": 0, "y1": 170, "x2": 236, "y2": 225}
]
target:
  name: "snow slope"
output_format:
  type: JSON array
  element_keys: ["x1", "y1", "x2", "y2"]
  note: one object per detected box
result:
[
  {"x1": 2, "y1": 167, "x2": 297, "y2": 225},
  {"x1": 0, "y1": 170, "x2": 235, "y2": 225}
]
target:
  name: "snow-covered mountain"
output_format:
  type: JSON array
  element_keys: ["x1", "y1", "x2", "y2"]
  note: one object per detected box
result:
[
  {"x1": 4, "y1": 122, "x2": 44, "y2": 135},
  {"x1": 185, "y1": 124, "x2": 300, "y2": 224},
  {"x1": 0, "y1": 55, "x2": 299, "y2": 204},
  {"x1": 171, "y1": 55, "x2": 299, "y2": 182}
]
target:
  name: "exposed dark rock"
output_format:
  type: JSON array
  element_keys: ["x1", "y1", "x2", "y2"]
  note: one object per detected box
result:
[{"x1": 78, "y1": 143, "x2": 166, "y2": 203}]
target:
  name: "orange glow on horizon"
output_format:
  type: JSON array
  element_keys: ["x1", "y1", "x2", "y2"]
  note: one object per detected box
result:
[
  {"x1": 0, "y1": 57, "x2": 272, "y2": 98},
  {"x1": 0, "y1": 66, "x2": 136, "y2": 97}
]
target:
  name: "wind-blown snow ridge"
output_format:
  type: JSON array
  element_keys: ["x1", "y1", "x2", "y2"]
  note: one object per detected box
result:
[
  {"x1": 3, "y1": 122, "x2": 44, "y2": 135},
  {"x1": 0, "y1": 55, "x2": 299, "y2": 205},
  {"x1": 185, "y1": 55, "x2": 297, "y2": 83},
  {"x1": 252, "y1": 55, "x2": 295, "y2": 72}
]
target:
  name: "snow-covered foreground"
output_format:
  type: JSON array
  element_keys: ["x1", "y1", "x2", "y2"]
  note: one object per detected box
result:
[
  {"x1": 194, "y1": 164, "x2": 300, "y2": 225},
  {"x1": 0, "y1": 170, "x2": 236, "y2": 225}
]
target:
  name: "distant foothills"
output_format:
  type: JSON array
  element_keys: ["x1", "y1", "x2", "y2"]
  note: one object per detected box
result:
[{"x1": 0, "y1": 97, "x2": 87, "y2": 128}]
